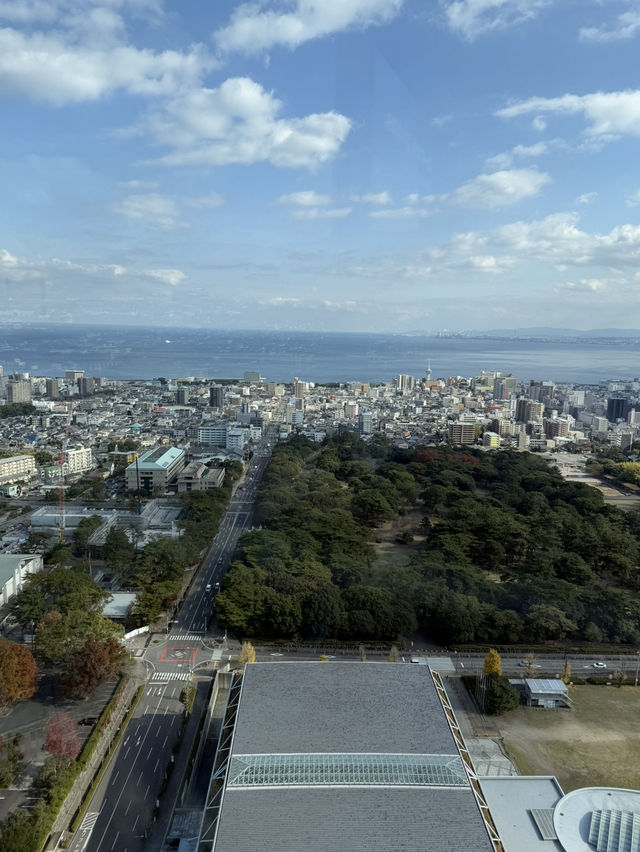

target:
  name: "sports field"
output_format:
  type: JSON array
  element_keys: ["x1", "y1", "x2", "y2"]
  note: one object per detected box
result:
[{"x1": 499, "y1": 685, "x2": 640, "y2": 791}]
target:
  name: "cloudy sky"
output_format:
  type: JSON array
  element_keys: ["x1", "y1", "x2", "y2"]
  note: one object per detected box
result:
[{"x1": 1, "y1": 0, "x2": 639, "y2": 332}]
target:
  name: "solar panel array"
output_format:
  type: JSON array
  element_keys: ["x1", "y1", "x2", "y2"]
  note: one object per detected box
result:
[
  {"x1": 589, "y1": 810, "x2": 640, "y2": 852},
  {"x1": 228, "y1": 752, "x2": 469, "y2": 789},
  {"x1": 530, "y1": 808, "x2": 558, "y2": 840}
]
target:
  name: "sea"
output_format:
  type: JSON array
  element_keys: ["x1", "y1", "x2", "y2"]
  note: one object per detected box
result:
[{"x1": 0, "y1": 323, "x2": 639, "y2": 385}]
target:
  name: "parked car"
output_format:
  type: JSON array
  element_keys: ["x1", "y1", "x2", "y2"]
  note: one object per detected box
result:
[{"x1": 78, "y1": 717, "x2": 97, "y2": 726}]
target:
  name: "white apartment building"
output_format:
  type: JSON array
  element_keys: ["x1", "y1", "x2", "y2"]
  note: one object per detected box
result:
[
  {"x1": 0, "y1": 454, "x2": 36, "y2": 486},
  {"x1": 226, "y1": 428, "x2": 247, "y2": 452},
  {"x1": 198, "y1": 425, "x2": 228, "y2": 446},
  {"x1": 63, "y1": 447, "x2": 94, "y2": 475}
]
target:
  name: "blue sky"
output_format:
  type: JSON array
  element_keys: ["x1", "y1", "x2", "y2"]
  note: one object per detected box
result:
[{"x1": 1, "y1": 0, "x2": 640, "y2": 332}]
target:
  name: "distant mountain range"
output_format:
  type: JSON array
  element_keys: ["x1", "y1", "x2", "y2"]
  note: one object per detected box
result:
[{"x1": 428, "y1": 328, "x2": 640, "y2": 340}]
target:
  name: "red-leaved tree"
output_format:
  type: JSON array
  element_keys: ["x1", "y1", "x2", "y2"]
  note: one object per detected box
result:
[
  {"x1": 44, "y1": 712, "x2": 80, "y2": 763},
  {"x1": 0, "y1": 638, "x2": 37, "y2": 707},
  {"x1": 63, "y1": 635, "x2": 125, "y2": 698}
]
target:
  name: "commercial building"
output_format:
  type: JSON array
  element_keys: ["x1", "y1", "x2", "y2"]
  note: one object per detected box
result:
[
  {"x1": 209, "y1": 385, "x2": 224, "y2": 409},
  {"x1": 46, "y1": 378, "x2": 59, "y2": 399},
  {"x1": 124, "y1": 446, "x2": 186, "y2": 493},
  {"x1": 198, "y1": 662, "x2": 495, "y2": 852},
  {"x1": 77, "y1": 377, "x2": 95, "y2": 396},
  {"x1": 65, "y1": 370, "x2": 84, "y2": 383},
  {"x1": 0, "y1": 454, "x2": 36, "y2": 486},
  {"x1": 607, "y1": 397, "x2": 629, "y2": 422}
]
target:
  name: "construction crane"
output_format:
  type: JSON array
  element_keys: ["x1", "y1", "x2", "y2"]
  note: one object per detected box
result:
[{"x1": 57, "y1": 402, "x2": 73, "y2": 542}]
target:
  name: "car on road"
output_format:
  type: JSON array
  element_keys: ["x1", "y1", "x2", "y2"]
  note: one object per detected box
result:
[
  {"x1": 214, "y1": 581, "x2": 220, "y2": 591},
  {"x1": 205, "y1": 583, "x2": 212, "y2": 592},
  {"x1": 78, "y1": 717, "x2": 97, "y2": 726},
  {"x1": 593, "y1": 662, "x2": 607, "y2": 669},
  {"x1": 517, "y1": 661, "x2": 541, "y2": 668}
]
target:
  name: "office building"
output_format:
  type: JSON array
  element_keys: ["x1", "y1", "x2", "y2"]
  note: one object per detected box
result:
[
  {"x1": 176, "y1": 387, "x2": 190, "y2": 406},
  {"x1": 77, "y1": 377, "x2": 95, "y2": 396},
  {"x1": 359, "y1": 411, "x2": 373, "y2": 435},
  {"x1": 65, "y1": 370, "x2": 84, "y2": 383},
  {"x1": 449, "y1": 422, "x2": 476, "y2": 444},
  {"x1": 125, "y1": 446, "x2": 185, "y2": 493},
  {"x1": 46, "y1": 378, "x2": 59, "y2": 399},
  {"x1": 607, "y1": 397, "x2": 629, "y2": 422},
  {"x1": 210, "y1": 385, "x2": 224, "y2": 409},
  {"x1": 515, "y1": 399, "x2": 544, "y2": 423}
]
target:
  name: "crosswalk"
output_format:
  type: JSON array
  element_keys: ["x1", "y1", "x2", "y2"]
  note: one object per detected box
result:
[
  {"x1": 78, "y1": 811, "x2": 100, "y2": 832},
  {"x1": 150, "y1": 671, "x2": 192, "y2": 683},
  {"x1": 168, "y1": 633, "x2": 204, "y2": 641}
]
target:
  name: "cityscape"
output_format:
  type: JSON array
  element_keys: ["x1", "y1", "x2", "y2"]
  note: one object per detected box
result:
[
  {"x1": 0, "y1": 360, "x2": 640, "y2": 850},
  {"x1": 3, "y1": 0, "x2": 640, "y2": 849}
]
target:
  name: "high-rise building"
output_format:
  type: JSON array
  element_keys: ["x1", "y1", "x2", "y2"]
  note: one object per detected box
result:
[
  {"x1": 359, "y1": 411, "x2": 373, "y2": 435},
  {"x1": 493, "y1": 376, "x2": 517, "y2": 400},
  {"x1": 176, "y1": 387, "x2": 189, "y2": 405},
  {"x1": 293, "y1": 378, "x2": 306, "y2": 399},
  {"x1": 77, "y1": 377, "x2": 95, "y2": 396},
  {"x1": 6, "y1": 380, "x2": 31, "y2": 404},
  {"x1": 65, "y1": 370, "x2": 84, "y2": 383},
  {"x1": 395, "y1": 374, "x2": 415, "y2": 394},
  {"x1": 210, "y1": 385, "x2": 224, "y2": 408},
  {"x1": 607, "y1": 397, "x2": 629, "y2": 422},
  {"x1": 544, "y1": 418, "x2": 569, "y2": 439},
  {"x1": 515, "y1": 398, "x2": 544, "y2": 423},
  {"x1": 46, "y1": 378, "x2": 59, "y2": 399}
]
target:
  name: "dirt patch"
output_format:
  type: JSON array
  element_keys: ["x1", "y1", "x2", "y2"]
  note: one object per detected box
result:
[
  {"x1": 372, "y1": 506, "x2": 427, "y2": 569},
  {"x1": 499, "y1": 685, "x2": 640, "y2": 791}
]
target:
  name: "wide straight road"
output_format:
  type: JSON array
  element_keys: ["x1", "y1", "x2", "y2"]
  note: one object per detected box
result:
[
  {"x1": 70, "y1": 681, "x2": 186, "y2": 852},
  {"x1": 69, "y1": 435, "x2": 276, "y2": 852}
]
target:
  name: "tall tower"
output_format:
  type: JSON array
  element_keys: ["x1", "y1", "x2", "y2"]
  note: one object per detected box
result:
[{"x1": 426, "y1": 360, "x2": 432, "y2": 382}]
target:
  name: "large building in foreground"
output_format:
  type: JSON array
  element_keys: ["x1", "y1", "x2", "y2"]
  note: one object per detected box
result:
[
  {"x1": 192, "y1": 661, "x2": 640, "y2": 852},
  {"x1": 197, "y1": 662, "x2": 496, "y2": 852},
  {"x1": 124, "y1": 446, "x2": 185, "y2": 493}
]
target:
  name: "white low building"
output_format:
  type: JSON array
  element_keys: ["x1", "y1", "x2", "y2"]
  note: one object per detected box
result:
[{"x1": 0, "y1": 554, "x2": 43, "y2": 605}]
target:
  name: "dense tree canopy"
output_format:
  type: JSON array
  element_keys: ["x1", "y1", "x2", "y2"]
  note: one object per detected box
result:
[{"x1": 217, "y1": 436, "x2": 640, "y2": 646}]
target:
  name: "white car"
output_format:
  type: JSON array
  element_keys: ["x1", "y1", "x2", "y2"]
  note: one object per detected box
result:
[
  {"x1": 205, "y1": 583, "x2": 212, "y2": 593},
  {"x1": 593, "y1": 662, "x2": 607, "y2": 669}
]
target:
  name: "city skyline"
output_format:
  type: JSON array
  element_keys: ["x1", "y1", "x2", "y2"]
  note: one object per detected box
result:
[{"x1": 1, "y1": 0, "x2": 640, "y2": 331}]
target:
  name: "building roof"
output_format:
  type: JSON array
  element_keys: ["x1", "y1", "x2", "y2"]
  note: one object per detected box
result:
[
  {"x1": 480, "y1": 776, "x2": 564, "y2": 851},
  {"x1": 127, "y1": 446, "x2": 184, "y2": 471},
  {"x1": 526, "y1": 679, "x2": 568, "y2": 695},
  {"x1": 0, "y1": 554, "x2": 41, "y2": 585},
  {"x1": 211, "y1": 662, "x2": 494, "y2": 852},
  {"x1": 102, "y1": 592, "x2": 136, "y2": 619}
]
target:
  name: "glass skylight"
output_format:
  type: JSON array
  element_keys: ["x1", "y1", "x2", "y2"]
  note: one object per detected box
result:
[{"x1": 227, "y1": 753, "x2": 468, "y2": 789}]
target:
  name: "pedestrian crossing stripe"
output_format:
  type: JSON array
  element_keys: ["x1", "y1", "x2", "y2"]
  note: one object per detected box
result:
[
  {"x1": 78, "y1": 811, "x2": 100, "y2": 830},
  {"x1": 150, "y1": 671, "x2": 192, "y2": 682},
  {"x1": 168, "y1": 633, "x2": 204, "y2": 641}
]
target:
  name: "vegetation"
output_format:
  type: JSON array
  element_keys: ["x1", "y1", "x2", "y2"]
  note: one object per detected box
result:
[
  {"x1": 0, "y1": 638, "x2": 37, "y2": 707},
  {"x1": 0, "y1": 735, "x2": 23, "y2": 787},
  {"x1": 217, "y1": 436, "x2": 640, "y2": 646},
  {"x1": 483, "y1": 649, "x2": 502, "y2": 676},
  {"x1": 0, "y1": 403, "x2": 36, "y2": 419}
]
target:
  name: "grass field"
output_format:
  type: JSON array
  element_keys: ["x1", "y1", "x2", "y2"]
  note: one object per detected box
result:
[{"x1": 499, "y1": 685, "x2": 640, "y2": 791}]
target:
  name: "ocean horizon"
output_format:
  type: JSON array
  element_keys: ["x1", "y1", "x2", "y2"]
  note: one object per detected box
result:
[{"x1": 0, "y1": 323, "x2": 638, "y2": 385}]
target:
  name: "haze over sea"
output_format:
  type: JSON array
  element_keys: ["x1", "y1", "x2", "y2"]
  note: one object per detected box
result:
[{"x1": 0, "y1": 325, "x2": 638, "y2": 385}]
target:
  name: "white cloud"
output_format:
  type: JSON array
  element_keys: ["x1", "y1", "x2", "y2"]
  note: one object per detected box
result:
[
  {"x1": 441, "y1": 0, "x2": 549, "y2": 40},
  {"x1": 213, "y1": 0, "x2": 404, "y2": 54},
  {"x1": 350, "y1": 191, "x2": 392, "y2": 205},
  {"x1": 498, "y1": 89, "x2": 640, "y2": 140},
  {"x1": 0, "y1": 26, "x2": 211, "y2": 105},
  {"x1": 278, "y1": 190, "x2": 331, "y2": 206},
  {"x1": 184, "y1": 192, "x2": 225, "y2": 209},
  {"x1": 485, "y1": 141, "x2": 549, "y2": 169},
  {"x1": 146, "y1": 268, "x2": 185, "y2": 286},
  {"x1": 467, "y1": 254, "x2": 511, "y2": 272},
  {"x1": 112, "y1": 193, "x2": 185, "y2": 229},
  {"x1": 563, "y1": 278, "x2": 607, "y2": 291},
  {"x1": 370, "y1": 206, "x2": 433, "y2": 219},
  {"x1": 532, "y1": 115, "x2": 547, "y2": 132},
  {"x1": 267, "y1": 296, "x2": 301, "y2": 305},
  {"x1": 292, "y1": 206, "x2": 351, "y2": 220},
  {"x1": 118, "y1": 179, "x2": 158, "y2": 189},
  {"x1": 577, "y1": 191, "x2": 597, "y2": 205},
  {"x1": 452, "y1": 168, "x2": 550, "y2": 208},
  {"x1": 142, "y1": 77, "x2": 352, "y2": 169},
  {"x1": 626, "y1": 188, "x2": 640, "y2": 207},
  {"x1": 580, "y1": 8, "x2": 640, "y2": 43}
]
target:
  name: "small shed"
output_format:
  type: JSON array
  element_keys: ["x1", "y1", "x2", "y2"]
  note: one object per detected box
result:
[{"x1": 524, "y1": 678, "x2": 572, "y2": 709}]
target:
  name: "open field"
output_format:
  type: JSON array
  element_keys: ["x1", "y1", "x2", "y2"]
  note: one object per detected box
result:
[
  {"x1": 499, "y1": 685, "x2": 640, "y2": 791},
  {"x1": 371, "y1": 506, "x2": 427, "y2": 569}
]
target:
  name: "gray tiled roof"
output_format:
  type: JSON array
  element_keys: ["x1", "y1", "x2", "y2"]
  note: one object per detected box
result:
[
  {"x1": 214, "y1": 787, "x2": 494, "y2": 852},
  {"x1": 231, "y1": 662, "x2": 457, "y2": 755}
]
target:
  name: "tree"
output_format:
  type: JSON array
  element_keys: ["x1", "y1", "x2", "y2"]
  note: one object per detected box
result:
[
  {"x1": 561, "y1": 659, "x2": 571, "y2": 685},
  {"x1": 62, "y1": 636, "x2": 125, "y2": 698},
  {"x1": 34, "y1": 451, "x2": 54, "y2": 466},
  {"x1": 484, "y1": 675, "x2": 520, "y2": 715},
  {"x1": 522, "y1": 652, "x2": 539, "y2": 678},
  {"x1": 0, "y1": 734, "x2": 23, "y2": 786},
  {"x1": 387, "y1": 645, "x2": 400, "y2": 662},
  {"x1": 0, "y1": 639, "x2": 37, "y2": 706},
  {"x1": 237, "y1": 641, "x2": 256, "y2": 667},
  {"x1": 612, "y1": 669, "x2": 626, "y2": 687},
  {"x1": 44, "y1": 712, "x2": 80, "y2": 763},
  {"x1": 483, "y1": 648, "x2": 502, "y2": 676}
]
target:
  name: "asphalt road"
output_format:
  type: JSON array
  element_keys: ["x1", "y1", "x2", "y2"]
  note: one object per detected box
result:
[{"x1": 68, "y1": 435, "x2": 275, "y2": 852}]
